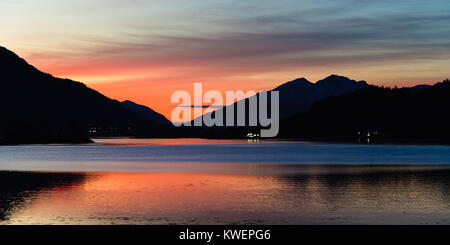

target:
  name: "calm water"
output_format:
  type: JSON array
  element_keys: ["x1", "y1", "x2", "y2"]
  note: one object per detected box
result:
[{"x1": 1, "y1": 138, "x2": 450, "y2": 224}]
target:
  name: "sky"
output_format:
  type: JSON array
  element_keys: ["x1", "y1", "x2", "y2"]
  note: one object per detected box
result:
[{"x1": 1, "y1": 0, "x2": 450, "y2": 119}]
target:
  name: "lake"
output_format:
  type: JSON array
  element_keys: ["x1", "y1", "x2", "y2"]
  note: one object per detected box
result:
[{"x1": 1, "y1": 138, "x2": 450, "y2": 224}]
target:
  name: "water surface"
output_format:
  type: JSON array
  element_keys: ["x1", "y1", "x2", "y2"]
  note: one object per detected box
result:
[{"x1": 1, "y1": 138, "x2": 450, "y2": 224}]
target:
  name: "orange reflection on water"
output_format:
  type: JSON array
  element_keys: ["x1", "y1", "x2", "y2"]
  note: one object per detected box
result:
[
  {"x1": 4, "y1": 172, "x2": 284, "y2": 225},
  {"x1": 92, "y1": 138, "x2": 264, "y2": 146},
  {"x1": 3, "y1": 165, "x2": 450, "y2": 225}
]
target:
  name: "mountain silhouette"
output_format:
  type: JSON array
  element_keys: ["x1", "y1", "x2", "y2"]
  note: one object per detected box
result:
[
  {"x1": 120, "y1": 100, "x2": 171, "y2": 125},
  {"x1": 185, "y1": 75, "x2": 450, "y2": 142},
  {"x1": 3, "y1": 45, "x2": 448, "y2": 143},
  {"x1": 192, "y1": 75, "x2": 368, "y2": 127},
  {"x1": 0, "y1": 46, "x2": 171, "y2": 144},
  {"x1": 274, "y1": 75, "x2": 368, "y2": 118},
  {"x1": 279, "y1": 79, "x2": 450, "y2": 143}
]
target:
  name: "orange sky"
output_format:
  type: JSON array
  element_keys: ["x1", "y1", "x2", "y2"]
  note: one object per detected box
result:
[
  {"x1": 22, "y1": 53, "x2": 449, "y2": 120},
  {"x1": 2, "y1": 1, "x2": 450, "y2": 120}
]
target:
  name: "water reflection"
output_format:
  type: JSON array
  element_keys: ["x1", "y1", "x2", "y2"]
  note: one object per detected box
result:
[
  {"x1": 1, "y1": 165, "x2": 450, "y2": 224},
  {"x1": 0, "y1": 171, "x2": 89, "y2": 222},
  {"x1": 92, "y1": 138, "x2": 266, "y2": 146}
]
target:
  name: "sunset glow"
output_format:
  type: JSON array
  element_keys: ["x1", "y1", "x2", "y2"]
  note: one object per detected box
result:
[{"x1": 2, "y1": 0, "x2": 450, "y2": 119}]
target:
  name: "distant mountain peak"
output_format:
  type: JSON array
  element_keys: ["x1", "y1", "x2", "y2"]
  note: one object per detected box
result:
[
  {"x1": 0, "y1": 46, "x2": 25, "y2": 64},
  {"x1": 0, "y1": 46, "x2": 41, "y2": 75},
  {"x1": 0, "y1": 46, "x2": 16, "y2": 55},
  {"x1": 120, "y1": 100, "x2": 171, "y2": 125},
  {"x1": 317, "y1": 74, "x2": 354, "y2": 84},
  {"x1": 274, "y1": 77, "x2": 313, "y2": 91},
  {"x1": 292, "y1": 77, "x2": 311, "y2": 83},
  {"x1": 122, "y1": 100, "x2": 137, "y2": 105},
  {"x1": 324, "y1": 74, "x2": 347, "y2": 79},
  {"x1": 320, "y1": 74, "x2": 367, "y2": 84},
  {"x1": 316, "y1": 74, "x2": 368, "y2": 92}
]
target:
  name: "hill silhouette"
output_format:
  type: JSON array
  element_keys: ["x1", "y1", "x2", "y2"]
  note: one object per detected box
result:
[
  {"x1": 120, "y1": 100, "x2": 171, "y2": 125},
  {"x1": 184, "y1": 75, "x2": 450, "y2": 143},
  {"x1": 185, "y1": 75, "x2": 368, "y2": 138},
  {"x1": 3, "y1": 45, "x2": 449, "y2": 143},
  {"x1": 0, "y1": 46, "x2": 172, "y2": 144},
  {"x1": 279, "y1": 80, "x2": 450, "y2": 143},
  {"x1": 194, "y1": 75, "x2": 368, "y2": 125}
]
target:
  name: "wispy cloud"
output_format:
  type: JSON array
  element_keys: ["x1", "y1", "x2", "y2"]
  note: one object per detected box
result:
[{"x1": 2, "y1": 0, "x2": 450, "y2": 118}]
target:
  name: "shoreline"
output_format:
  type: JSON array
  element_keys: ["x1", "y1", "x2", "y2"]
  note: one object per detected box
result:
[{"x1": 3, "y1": 136, "x2": 450, "y2": 147}]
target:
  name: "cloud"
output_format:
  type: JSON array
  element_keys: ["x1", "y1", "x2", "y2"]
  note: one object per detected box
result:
[
  {"x1": 6, "y1": 0, "x2": 449, "y2": 119},
  {"x1": 9, "y1": 0, "x2": 450, "y2": 98},
  {"x1": 47, "y1": 10, "x2": 450, "y2": 80}
]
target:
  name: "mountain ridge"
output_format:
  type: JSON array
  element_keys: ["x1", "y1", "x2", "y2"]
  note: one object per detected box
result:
[
  {"x1": 193, "y1": 74, "x2": 369, "y2": 125},
  {"x1": 279, "y1": 79, "x2": 450, "y2": 143},
  {"x1": 2, "y1": 45, "x2": 449, "y2": 143},
  {"x1": 0, "y1": 46, "x2": 172, "y2": 144},
  {"x1": 120, "y1": 100, "x2": 171, "y2": 125}
]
